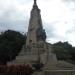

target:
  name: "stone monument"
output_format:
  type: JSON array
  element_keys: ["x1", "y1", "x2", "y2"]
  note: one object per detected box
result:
[
  {"x1": 8, "y1": 0, "x2": 57, "y2": 65},
  {"x1": 8, "y1": 1, "x2": 75, "y2": 75}
]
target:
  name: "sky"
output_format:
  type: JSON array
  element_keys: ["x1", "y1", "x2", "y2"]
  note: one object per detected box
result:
[{"x1": 0, "y1": 0, "x2": 75, "y2": 46}]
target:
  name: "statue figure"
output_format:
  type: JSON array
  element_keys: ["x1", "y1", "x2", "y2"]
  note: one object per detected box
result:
[{"x1": 34, "y1": 0, "x2": 37, "y2": 4}]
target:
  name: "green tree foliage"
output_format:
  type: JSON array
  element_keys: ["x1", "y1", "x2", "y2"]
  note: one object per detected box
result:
[
  {"x1": 52, "y1": 41, "x2": 75, "y2": 61},
  {"x1": 0, "y1": 30, "x2": 26, "y2": 65},
  {"x1": 69, "y1": 47, "x2": 75, "y2": 61}
]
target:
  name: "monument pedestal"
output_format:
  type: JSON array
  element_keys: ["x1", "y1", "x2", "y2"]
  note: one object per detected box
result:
[{"x1": 43, "y1": 60, "x2": 75, "y2": 75}]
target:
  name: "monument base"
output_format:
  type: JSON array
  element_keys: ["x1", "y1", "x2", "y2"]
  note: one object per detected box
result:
[{"x1": 43, "y1": 60, "x2": 75, "y2": 75}]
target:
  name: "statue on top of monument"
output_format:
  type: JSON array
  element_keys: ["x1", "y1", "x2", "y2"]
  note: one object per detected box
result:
[
  {"x1": 33, "y1": 0, "x2": 38, "y2": 7},
  {"x1": 34, "y1": 0, "x2": 37, "y2": 5}
]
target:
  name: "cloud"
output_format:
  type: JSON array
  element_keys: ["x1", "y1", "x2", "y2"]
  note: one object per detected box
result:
[
  {"x1": 0, "y1": 0, "x2": 29, "y2": 32},
  {"x1": 66, "y1": 30, "x2": 75, "y2": 46},
  {"x1": 0, "y1": 0, "x2": 75, "y2": 46},
  {"x1": 0, "y1": 19, "x2": 28, "y2": 32},
  {"x1": 63, "y1": 0, "x2": 75, "y2": 2}
]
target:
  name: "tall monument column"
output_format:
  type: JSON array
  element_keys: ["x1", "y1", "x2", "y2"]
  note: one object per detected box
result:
[
  {"x1": 7, "y1": 0, "x2": 49, "y2": 65},
  {"x1": 26, "y1": 0, "x2": 46, "y2": 53}
]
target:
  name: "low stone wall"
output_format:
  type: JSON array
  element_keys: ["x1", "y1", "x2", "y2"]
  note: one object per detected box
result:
[{"x1": 44, "y1": 70, "x2": 75, "y2": 75}]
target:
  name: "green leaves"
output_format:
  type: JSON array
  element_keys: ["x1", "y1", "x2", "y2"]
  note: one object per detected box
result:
[
  {"x1": 0, "y1": 30, "x2": 26, "y2": 64},
  {"x1": 52, "y1": 41, "x2": 75, "y2": 61}
]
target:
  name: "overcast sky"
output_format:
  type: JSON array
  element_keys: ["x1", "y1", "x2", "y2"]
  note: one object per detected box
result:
[{"x1": 0, "y1": 0, "x2": 75, "y2": 46}]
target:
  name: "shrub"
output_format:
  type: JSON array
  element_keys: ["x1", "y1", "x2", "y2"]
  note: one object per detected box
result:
[{"x1": 0, "y1": 64, "x2": 33, "y2": 75}]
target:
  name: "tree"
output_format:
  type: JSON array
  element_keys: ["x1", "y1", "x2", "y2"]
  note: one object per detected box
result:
[
  {"x1": 52, "y1": 41, "x2": 73, "y2": 60},
  {"x1": 0, "y1": 30, "x2": 26, "y2": 65},
  {"x1": 52, "y1": 45, "x2": 71, "y2": 60},
  {"x1": 69, "y1": 47, "x2": 75, "y2": 61}
]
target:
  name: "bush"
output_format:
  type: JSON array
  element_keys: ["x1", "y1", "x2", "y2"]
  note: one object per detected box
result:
[
  {"x1": 0, "y1": 65, "x2": 7, "y2": 73},
  {"x1": 0, "y1": 64, "x2": 33, "y2": 75}
]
